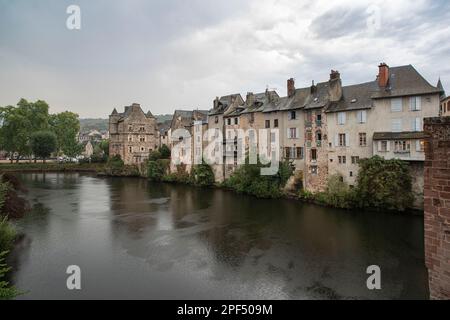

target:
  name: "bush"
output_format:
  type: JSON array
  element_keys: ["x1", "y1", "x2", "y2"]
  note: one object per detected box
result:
[
  {"x1": 107, "y1": 154, "x2": 124, "y2": 170},
  {"x1": 162, "y1": 164, "x2": 190, "y2": 184},
  {"x1": 0, "y1": 174, "x2": 28, "y2": 219},
  {"x1": 223, "y1": 159, "x2": 293, "y2": 199},
  {"x1": 190, "y1": 163, "x2": 215, "y2": 187},
  {"x1": 159, "y1": 145, "x2": 171, "y2": 159},
  {"x1": 149, "y1": 150, "x2": 162, "y2": 161},
  {"x1": 355, "y1": 156, "x2": 414, "y2": 211},
  {"x1": 314, "y1": 174, "x2": 356, "y2": 209},
  {"x1": 147, "y1": 160, "x2": 168, "y2": 182},
  {"x1": 0, "y1": 218, "x2": 16, "y2": 254}
]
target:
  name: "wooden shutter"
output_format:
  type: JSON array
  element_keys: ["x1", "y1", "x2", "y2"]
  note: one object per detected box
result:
[
  {"x1": 335, "y1": 134, "x2": 339, "y2": 147},
  {"x1": 345, "y1": 133, "x2": 350, "y2": 147}
]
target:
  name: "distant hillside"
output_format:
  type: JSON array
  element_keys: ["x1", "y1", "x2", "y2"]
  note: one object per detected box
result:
[
  {"x1": 79, "y1": 119, "x2": 108, "y2": 133},
  {"x1": 79, "y1": 115, "x2": 173, "y2": 133}
]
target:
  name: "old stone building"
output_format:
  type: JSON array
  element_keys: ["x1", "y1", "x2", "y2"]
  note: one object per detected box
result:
[
  {"x1": 326, "y1": 64, "x2": 442, "y2": 207},
  {"x1": 109, "y1": 103, "x2": 158, "y2": 165}
]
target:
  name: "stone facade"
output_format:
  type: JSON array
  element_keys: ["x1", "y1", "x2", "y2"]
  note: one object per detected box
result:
[
  {"x1": 109, "y1": 103, "x2": 158, "y2": 165},
  {"x1": 424, "y1": 117, "x2": 450, "y2": 300}
]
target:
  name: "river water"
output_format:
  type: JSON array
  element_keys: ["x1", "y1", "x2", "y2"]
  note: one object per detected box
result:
[{"x1": 9, "y1": 173, "x2": 428, "y2": 299}]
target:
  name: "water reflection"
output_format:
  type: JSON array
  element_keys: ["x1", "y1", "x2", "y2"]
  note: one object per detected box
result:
[{"x1": 10, "y1": 173, "x2": 428, "y2": 300}]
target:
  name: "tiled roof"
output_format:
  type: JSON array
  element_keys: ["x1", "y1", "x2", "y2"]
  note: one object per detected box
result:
[
  {"x1": 326, "y1": 81, "x2": 377, "y2": 113},
  {"x1": 371, "y1": 65, "x2": 441, "y2": 99}
]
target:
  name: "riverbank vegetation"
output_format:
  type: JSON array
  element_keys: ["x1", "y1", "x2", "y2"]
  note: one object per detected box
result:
[
  {"x1": 300, "y1": 156, "x2": 414, "y2": 212},
  {"x1": 223, "y1": 160, "x2": 294, "y2": 198},
  {"x1": 0, "y1": 173, "x2": 28, "y2": 299}
]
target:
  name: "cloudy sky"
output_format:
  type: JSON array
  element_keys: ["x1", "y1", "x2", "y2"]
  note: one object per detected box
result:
[{"x1": 0, "y1": 0, "x2": 449, "y2": 118}]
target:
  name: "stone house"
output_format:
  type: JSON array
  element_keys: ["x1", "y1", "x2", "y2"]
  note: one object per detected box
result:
[
  {"x1": 326, "y1": 64, "x2": 443, "y2": 208},
  {"x1": 169, "y1": 109, "x2": 208, "y2": 173},
  {"x1": 109, "y1": 103, "x2": 158, "y2": 165},
  {"x1": 207, "y1": 94, "x2": 244, "y2": 182}
]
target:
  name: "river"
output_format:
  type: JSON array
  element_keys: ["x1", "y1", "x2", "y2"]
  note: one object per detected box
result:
[{"x1": 9, "y1": 173, "x2": 428, "y2": 299}]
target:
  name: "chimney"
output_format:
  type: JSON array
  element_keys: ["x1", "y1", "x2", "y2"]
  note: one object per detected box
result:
[
  {"x1": 287, "y1": 78, "x2": 295, "y2": 98},
  {"x1": 213, "y1": 97, "x2": 219, "y2": 110},
  {"x1": 378, "y1": 63, "x2": 389, "y2": 87},
  {"x1": 246, "y1": 92, "x2": 255, "y2": 107},
  {"x1": 329, "y1": 70, "x2": 343, "y2": 102},
  {"x1": 330, "y1": 70, "x2": 340, "y2": 81}
]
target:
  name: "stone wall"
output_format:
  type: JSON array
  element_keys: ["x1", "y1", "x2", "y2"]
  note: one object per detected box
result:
[{"x1": 424, "y1": 117, "x2": 450, "y2": 300}]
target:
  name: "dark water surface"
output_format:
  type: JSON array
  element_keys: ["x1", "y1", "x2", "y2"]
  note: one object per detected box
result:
[{"x1": 9, "y1": 173, "x2": 428, "y2": 300}]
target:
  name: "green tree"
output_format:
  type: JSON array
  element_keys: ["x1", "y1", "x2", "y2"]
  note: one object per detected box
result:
[
  {"x1": 149, "y1": 150, "x2": 162, "y2": 161},
  {"x1": 190, "y1": 162, "x2": 215, "y2": 187},
  {"x1": 30, "y1": 131, "x2": 57, "y2": 163},
  {"x1": 355, "y1": 156, "x2": 414, "y2": 211},
  {"x1": 147, "y1": 160, "x2": 166, "y2": 181},
  {"x1": 99, "y1": 140, "x2": 110, "y2": 157},
  {"x1": 0, "y1": 99, "x2": 49, "y2": 162},
  {"x1": 49, "y1": 112, "x2": 80, "y2": 156},
  {"x1": 224, "y1": 159, "x2": 293, "y2": 198},
  {"x1": 158, "y1": 144, "x2": 171, "y2": 159}
]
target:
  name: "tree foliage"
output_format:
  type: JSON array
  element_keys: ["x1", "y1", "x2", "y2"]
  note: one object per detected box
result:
[
  {"x1": 0, "y1": 99, "x2": 49, "y2": 161},
  {"x1": 30, "y1": 131, "x2": 57, "y2": 161},
  {"x1": 49, "y1": 111, "x2": 80, "y2": 156},
  {"x1": 158, "y1": 144, "x2": 171, "y2": 159},
  {"x1": 355, "y1": 156, "x2": 414, "y2": 211},
  {"x1": 224, "y1": 160, "x2": 293, "y2": 198},
  {"x1": 190, "y1": 162, "x2": 215, "y2": 187}
]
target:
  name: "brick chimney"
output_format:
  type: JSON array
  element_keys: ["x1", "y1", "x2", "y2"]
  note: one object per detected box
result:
[
  {"x1": 378, "y1": 63, "x2": 389, "y2": 87},
  {"x1": 287, "y1": 78, "x2": 295, "y2": 98}
]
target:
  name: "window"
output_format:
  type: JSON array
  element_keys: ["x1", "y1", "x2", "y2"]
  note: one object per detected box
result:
[
  {"x1": 410, "y1": 96, "x2": 422, "y2": 111},
  {"x1": 392, "y1": 119, "x2": 402, "y2": 132},
  {"x1": 129, "y1": 146, "x2": 132, "y2": 153},
  {"x1": 288, "y1": 128, "x2": 299, "y2": 139},
  {"x1": 359, "y1": 133, "x2": 367, "y2": 147},
  {"x1": 289, "y1": 111, "x2": 297, "y2": 120},
  {"x1": 274, "y1": 119, "x2": 279, "y2": 128},
  {"x1": 416, "y1": 140, "x2": 425, "y2": 152},
  {"x1": 285, "y1": 147, "x2": 304, "y2": 159},
  {"x1": 339, "y1": 134, "x2": 347, "y2": 147},
  {"x1": 140, "y1": 136, "x2": 145, "y2": 142},
  {"x1": 265, "y1": 120, "x2": 270, "y2": 129},
  {"x1": 311, "y1": 149, "x2": 317, "y2": 161},
  {"x1": 234, "y1": 118, "x2": 239, "y2": 125},
  {"x1": 412, "y1": 117, "x2": 422, "y2": 132},
  {"x1": 338, "y1": 156, "x2": 347, "y2": 164},
  {"x1": 378, "y1": 141, "x2": 389, "y2": 152},
  {"x1": 394, "y1": 140, "x2": 410, "y2": 153},
  {"x1": 316, "y1": 113, "x2": 322, "y2": 122},
  {"x1": 139, "y1": 126, "x2": 145, "y2": 132},
  {"x1": 128, "y1": 125, "x2": 133, "y2": 131},
  {"x1": 311, "y1": 166, "x2": 318, "y2": 175},
  {"x1": 316, "y1": 131, "x2": 322, "y2": 142},
  {"x1": 357, "y1": 110, "x2": 367, "y2": 124},
  {"x1": 351, "y1": 156, "x2": 360, "y2": 164},
  {"x1": 306, "y1": 130, "x2": 312, "y2": 142},
  {"x1": 215, "y1": 116, "x2": 219, "y2": 124},
  {"x1": 391, "y1": 98, "x2": 402, "y2": 112},
  {"x1": 338, "y1": 112, "x2": 346, "y2": 125},
  {"x1": 128, "y1": 135, "x2": 133, "y2": 142},
  {"x1": 141, "y1": 147, "x2": 145, "y2": 152},
  {"x1": 350, "y1": 171, "x2": 353, "y2": 177},
  {"x1": 227, "y1": 118, "x2": 231, "y2": 126},
  {"x1": 297, "y1": 147, "x2": 304, "y2": 159}
]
